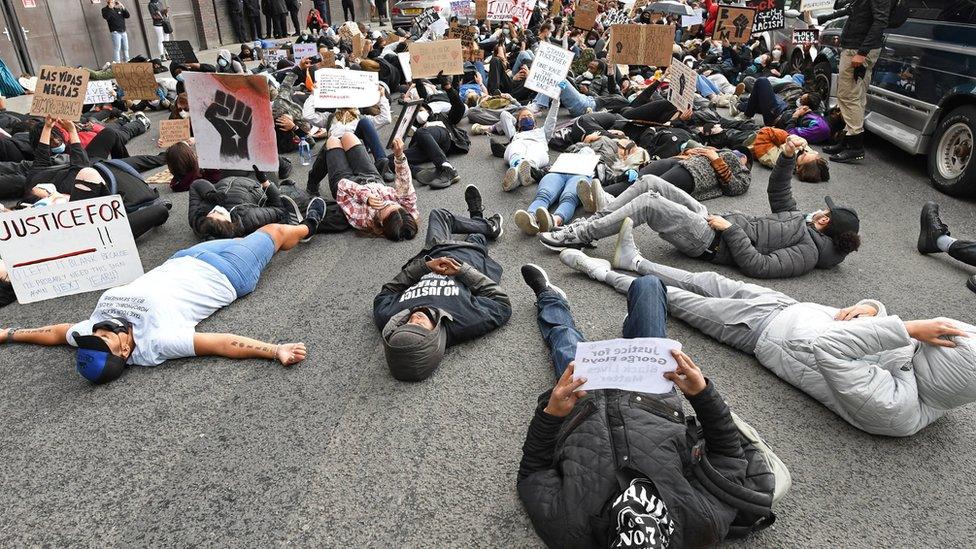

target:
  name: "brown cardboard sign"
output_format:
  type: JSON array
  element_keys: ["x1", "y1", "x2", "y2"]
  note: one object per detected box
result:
[
  {"x1": 712, "y1": 5, "x2": 756, "y2": 44},
  {"x1": 112, "y1": 63, "x2": 158, "y2": 100},
  {"x1": 573, "y1": 0, "x2": 599, "y2": 30},
  {"x1": 475, "y1": 0, "x2": 488, "y2": 19},
  {"x1": 608, "y1": 24, "x2": 675, "y2": 67},
  {"x1": 158, "y1": 118, "x2": 191, "y2": 147},
  {"x1": 30, "y1": 66, "x2": 89, "y2": 120},
  {"x1": 409, "y1": 39, "x2": 464, "y2": 79}
]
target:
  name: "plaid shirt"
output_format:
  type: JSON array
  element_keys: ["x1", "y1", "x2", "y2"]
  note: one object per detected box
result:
[{"x1": 335, "y1": 155, "x2": 418, "y2": 234}]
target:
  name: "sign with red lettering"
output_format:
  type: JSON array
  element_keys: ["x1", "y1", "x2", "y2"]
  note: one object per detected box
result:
[{"x1": 0, "y1": 196, "x2": 144, "y2": 303}]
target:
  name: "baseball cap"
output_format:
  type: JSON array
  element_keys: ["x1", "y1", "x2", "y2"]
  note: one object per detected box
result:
[
  {"x1": 72, "y1": 332, "x2": 127, "y2": 384},
  {"x1": 824, "y1": 196, "x2": 860, "y2": 238}
]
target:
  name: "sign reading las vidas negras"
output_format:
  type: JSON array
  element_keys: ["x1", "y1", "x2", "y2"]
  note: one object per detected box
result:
[
  {"x1": 0, "y1": 196, "x2": 143, "y2": 304},
  {"x1": 30, "y1": 66, "x2": 89, "y2": 120}
]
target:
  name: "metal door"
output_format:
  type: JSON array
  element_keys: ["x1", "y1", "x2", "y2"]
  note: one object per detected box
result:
[
  {"x1": 0, "y1": 5, "x2": 27, "y2": 75},
  {"x1": 9, "y1": 0, "x2": 65, "y2": 70}
]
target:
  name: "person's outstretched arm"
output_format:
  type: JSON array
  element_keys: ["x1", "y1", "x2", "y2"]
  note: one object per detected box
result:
[
  {"x1": 767, "y1": 136, "x2": 800, "y2": 213},
  {"x1": 1, "y1": 324, "x2": 73, "y2": 346},
  {"x1": 193, "y1": 332, "x2": 306, "y2": 366}
]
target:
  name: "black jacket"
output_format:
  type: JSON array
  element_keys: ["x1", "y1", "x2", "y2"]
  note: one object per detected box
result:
[
  {"x1": 840, "y1": 0, "x2": 891, "y2": 54},
  {"x1": 517, "y1": 382, "x2": 746, "y2": 548},
  {"x1": 101, "y1": 5, "x2": 130, "y2": 33},
  {"x1": 187, "y1": 176, "x2": 285, "y2": 238},
  {"x1": 417, "y1": 83, "x2": 471, "y2": 154}
]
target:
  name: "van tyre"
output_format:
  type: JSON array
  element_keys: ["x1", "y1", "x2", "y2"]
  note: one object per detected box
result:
[
  {"x1": 812, "y1": 60, "x2": 832, "y2": 104},
  {"x1": 928, "y1": 106, "x2": 975, "y2": 197}
]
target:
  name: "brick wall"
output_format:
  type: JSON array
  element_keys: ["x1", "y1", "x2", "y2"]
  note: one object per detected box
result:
[{"x1": 191, "y1": 0, "x2": 223, "y2": 49}]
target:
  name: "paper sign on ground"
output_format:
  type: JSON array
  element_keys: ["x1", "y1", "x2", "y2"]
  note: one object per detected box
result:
[
  {"x1": 30, "y1": 66, "x2": 89, "y2": 120},
  {"x1": 549, "y1": 153, "x2": 600, "y2": 175},
  {"x1": 664, "y1": 60, "x2": 696, "y2": 112},
  {"x1": 314, "y1": 68, "x2": 380, "y2": 108},
  {"x1": 525, "y1": 42, "x2": 574, "y2": 98},
  {"x1": 573, "y1": 0, "x2": 599, "y2": 30},
  {"x1": 158, "y1": 118, "x2": 191, "y2": 147},
  {"x1": 712, "y1": 5, "x2": 756, "y2": 45},
  {"x1": 292, "y1": 42, "x2": 318, "y2": 59},
  {"x1": 747, "y1": 0, "x2": 785, "y2": 32},
  {"x1": 163, "y1": 40, "x2": 198, "y2": 64},
  {"x1": 573, "y1": 338, "x2": 681, "y2": 394},
  {"x1": 792, "y1": 28, "x2": 820, "y2": 45},
  {"x1": 183, "y1": 73, "x2": 278, "y2": 172},
  {"x1": 408, "y1": 39, "x2": 464, "y2": 79},
  {"x1": 112, "y1": 63, "x2": 158, "y2": 100},
  {"x1": 0, "y1": 195, "x2": 144, "y2": 304},
  {"x1": 84, "y1": 80, "x2": 115, "y2": 105},
  {"x1": 609, "y1": 24, "x2": 674, "y2": 68},
  {"x1": 800, "y1": 0, "x2": 832, "y2": 11}
]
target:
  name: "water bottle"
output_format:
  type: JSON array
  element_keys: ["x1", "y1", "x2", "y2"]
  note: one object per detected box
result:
[{"x1": 299, "y1": 138, "x2": 312, "y2": 166}]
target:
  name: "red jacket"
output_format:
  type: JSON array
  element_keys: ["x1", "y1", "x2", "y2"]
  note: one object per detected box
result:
[{"x1": 704, "y1": 0, "x2": 719, "y2": 36}]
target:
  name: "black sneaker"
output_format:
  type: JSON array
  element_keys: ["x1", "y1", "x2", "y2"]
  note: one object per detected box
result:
[
  {"x1": 280, "y1": 194, "x2": 304, "y2": 225},
  {"x1": 917, "y1": 201, "x2": 949, "y2": 254},
  {"x1": 968, "y1": 275, "x2": 976, "y2": 294},
  {"x1": 489, "y1": 138, "x2": 506, "y2": 158},
  {"x1": 829, "y1": 133, "x2": 865, "y2": 163},
  {"x1": 376, "y1": 157, "x2": 395, "y2": 183},
  {"x1": 487, "y1": 213, "x2": 504, "y2": 240},
  {"x1": 464, "y1": 184, "x2": 484, "y2": 218},
  {"x1": 302, "y1": 196, "x2": 326, "y2": 242},
  {"x1": 520, "y1": 264, "x2": 567, "y2": 299}
]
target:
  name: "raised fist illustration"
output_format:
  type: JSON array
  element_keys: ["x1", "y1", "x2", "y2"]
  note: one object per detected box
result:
[
  {"x1": 205, "y1": 89, "x2": 253, "y2": 160},
  {"x1": 732, "y1": 14, "x2": 750, "y2": 38}
]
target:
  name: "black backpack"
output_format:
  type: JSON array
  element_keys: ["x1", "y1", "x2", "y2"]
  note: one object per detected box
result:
[{"x1": 887, "y1": 0, "x2": 909, "y2": 28}]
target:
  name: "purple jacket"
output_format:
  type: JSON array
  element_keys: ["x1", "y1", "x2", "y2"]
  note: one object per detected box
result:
[{"x1": 787, "y1": 112, "x2": 831, "y2": 143}]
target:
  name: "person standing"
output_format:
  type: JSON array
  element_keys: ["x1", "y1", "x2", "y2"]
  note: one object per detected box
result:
[
  {"x1": 243, "y1": 0, "x2": 263, "y2": 41},
  {"x1": 228, "y1": 0, "x2": 251, "y2": 42},
  {"x1": 147, "y1": 0, "x2": 172, "y2": 60},
  {"x1": 286, "y1": 0, "x2": 301, "y2": 35},
  {"x1": 102, "y1": 0, "x2": 131, "y2": 63},
  {"x1": 825, "y1": 0, "x2": 890, "y2": 163}
]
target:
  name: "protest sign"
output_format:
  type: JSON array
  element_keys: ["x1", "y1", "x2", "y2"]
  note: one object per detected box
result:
[
  {"x1": 629, "y1": 0, "x2": 650, "y2": 16},
  {"x1": 712, "y1": 5, "x2": 756, "y2": 44},
  {"x1": 602, "y1": 8, "x2": 632, "y2": 26},
  {"x1": 747, "y1": 0, "x2": 785, "y2": 32},
  {"x1": 573, "y1": 0, "x2": 599, "y2": 30},
  {"x1": 549, "y1": 153, "x2": 600, "y2": 176},
  {"x1": 0, "y1": 196, "x2": 144, "y2": 304},
  {"x1": 487, "y1": 0, "x2": 536, "y2": 23},
  {"x1": 609, "y1": 24, "x2": 674, "y2": 68},
  {"x1": 158, "y1": 118, "x2": 191, "y2": 147},
  {"x1": 314, "y1": 68, "x2": 380, "y2": 109},
  {"x1": 264, "y1": 48, "x2": 288, "y2": 66},
  {"x1": 30, "y1": 66, "x2": 89, "y2": 120},
  {"x1": 339, "y1": 21, "x2": 362, "y2": 41},
  {"x1": 144, "y1": 169, "x2": 173, "y2": 185},
  {"x1": 475, "y1": 0, "x2": 487, "y2": 18},
  {"x1": 792, "y1": 28, "x2": 820, "y2": 45},
  {"x1": 451, "y1": 0, "x2": 473, "y2": 18},
  {"x1": 800, "y1": 0, "x2": 832, "y2": 11},
  {"x1": 463, "y1": 46, "x2": 485, "y2": 61},
  {"x1": 447, "y1": 24, "x2": 477, "y2": 45},
  {"x1": 321, "y1": 50, "x2": 337, "y2": 68},
  {"x1": 525, "y1": 42, "x2": 574, "y2": 98},
  {"x1": 292, "y1": 42, "x2": 318, "y2": 60},
  {"x1": 408, "y1": 39, "x2": 464, "y2": 79},
  {"x1": 351, "y1": 35, "x2": 370, "y2": 60},
  {"x1": 416, "y1": 7, "x2": 441, "y2": 34},
  {"x1": 552, "y1": 0, "x2": 562, "y2": 15},
  {"x1": 427, "y1": 17, "x2": 450, "y2": 38},
  {"x1": 112, "y1": 63, "x2": 158, "y2": 100},
  {"x1": 573, "y1": 338, "x2": 681, "y2": 394},
  {"x1": 397, "y1": 51, "x2": 413, "y2": 81},
  {"x1": 84, "y1": 80, "x2": 115, "y2": 105},
  {"x1": 388, "y1": 100, "x2": 423, "y2": 149},
  {"x1": 163, "y1": 40, "x2": 198, "y2": 64},
  {"x1": 183, "y1": 73, "x2": 278, "y2": 172},
  {"x1": 664, "y1": 60, "x2": 696, "y2": 112},
  {"x1": 682, "y1": 8, "x2": 705, "y2": 27}
]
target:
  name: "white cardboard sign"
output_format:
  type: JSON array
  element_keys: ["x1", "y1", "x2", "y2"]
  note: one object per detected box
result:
[
  {"x1": 314, "y1": 68, "x2": 380, "y2": 108},
  {"x1": 549, "y1": 153, "x2": 600, "y2": 176},
  {"x1": 573, "y1": 337, "x2": 681, "y2": 394},
  {"x1": 664, "y1": 60, "x2": 697, "y2": 113},
  {"x1": 84, "y1": 80, "x2": 115, "y2": 105},
  {"x1": 525, "y1": 42, "x2": 574, "y2": 99},
  {"x1": 292, "y1": 43, "x2": 318, "y2": 60},
  {"x1": 264, "y1": 49, "x2": 288, "y2": 66},
  {"x1": 800, "y1": 0, "x2": 833, "y2": 11},
  {"x1": 397, "y1": 52, "x2": 413, "y2": 82},
  {"x1": 0, "y1": 195, "x2": 144, "y2": 304}
]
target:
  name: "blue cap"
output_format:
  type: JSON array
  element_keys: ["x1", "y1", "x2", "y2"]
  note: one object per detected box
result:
[{"x1": 73, "y1": 333, "x2": 127, "y2": 384}]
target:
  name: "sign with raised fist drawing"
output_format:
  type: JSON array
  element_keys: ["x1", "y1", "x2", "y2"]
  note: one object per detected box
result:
[
  {"x1": 712, "y1": 5, "x2": 756, "y2": 45},
  {"x1": 183, "y1": 73, "x2": 277, "y2": 172}
]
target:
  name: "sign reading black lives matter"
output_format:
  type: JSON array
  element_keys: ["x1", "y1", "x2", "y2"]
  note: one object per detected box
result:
[
  {"x1": 792, "y1": 28, "x2": 820, "y2": 45},
  {"x1": 163, "y1": 40, "x2": 199, "y2": 64},
  {"x1": 747, "y1": 0, "x2": 785, "y2": 32},
  {"x1": 30, "y1": 66, "x2": 90, "y2": 120}
]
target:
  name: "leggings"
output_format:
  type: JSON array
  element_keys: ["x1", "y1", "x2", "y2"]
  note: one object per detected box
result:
[{"x1": 342, "y1": 0, "x2": 355, "y2": 20}]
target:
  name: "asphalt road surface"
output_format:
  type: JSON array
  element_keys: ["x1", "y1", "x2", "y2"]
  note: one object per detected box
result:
[{"x1": 1, "y1": 107, "x2": 974, "y2": 548}]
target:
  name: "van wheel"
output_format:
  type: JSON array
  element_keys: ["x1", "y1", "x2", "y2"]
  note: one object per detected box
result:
[
  {"x1": 812, "y1": 60, "x2": 831, "y2": 102},
  {"x1": 789, "y1": 48, "x2": 805, "y2": 73},
  {"x1": 928, "y1": 105, "x2": 975, "y2": 197}
]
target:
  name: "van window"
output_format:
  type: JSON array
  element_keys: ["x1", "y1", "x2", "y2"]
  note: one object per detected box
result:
[{"x1": 904, "y1": 0, "x2": 976, "y2": 23}]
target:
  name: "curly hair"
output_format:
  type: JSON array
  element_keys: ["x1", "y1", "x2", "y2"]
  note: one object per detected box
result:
[{"x1": 832, "y1": 231, "x2": 862, "y2": 254}]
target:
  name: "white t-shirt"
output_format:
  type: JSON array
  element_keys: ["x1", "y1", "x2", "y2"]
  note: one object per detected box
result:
[{"x1": 67, "y1": 256, "x2": 237, "y2": 366}]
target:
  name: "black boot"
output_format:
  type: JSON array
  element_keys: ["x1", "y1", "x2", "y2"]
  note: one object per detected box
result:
[
  {"x1": 823, "y1": 135, "x2": 846, "y2": 155},
  {"x1": 830, "y1": 133, "x2": 865, "y2": 163},
  {"x1": 917, "y1": 201, "x2": 949, "y2": 254}
]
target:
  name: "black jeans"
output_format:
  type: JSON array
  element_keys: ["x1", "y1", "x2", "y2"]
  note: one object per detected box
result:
[
  {"x1": 341, "y1": 0, "x2": 355, "y2": 20},
  {"x1": 0, "y1": 137, "x2": 25, "y2": 162},
  {"x1": 401, "y1": 126, "x2": 451, "y2": 172},
  {"x1": 112, "y1": 152, "x2": 168, "y2": 173},
  {"x1": 87, "y1": 120, "x2": 147, "y2": 160},
  {"x1": 306, "y1": 143, "x2": 381, "y2": 197},
  {"x1": 245, "y1": 8, "x2": 262, "y2": 38},
  {"x1": 948, "y1": 241, "x2": 976, "y2": 267},
  {"x1": 621, "y1": 99, "x2": 677, "y2": 124},
  {"x1": 486, "y1": 57, "x2": 533, "y2": 102},
  {"x1": 424, "y1": 208, "x2": 492, "y2": 248},
  {"x1": 638, "y1": 158, "x2": 695, "y2": 195},
  {"x1": 288, "y1": 8, "x2": 300, "y2": 34},
  {"x1": 742, "y1": 77, "x2": 786, "y2": 126},
  {"x1": 129, "y1": 203, "x2": 170, "y2": 239}
]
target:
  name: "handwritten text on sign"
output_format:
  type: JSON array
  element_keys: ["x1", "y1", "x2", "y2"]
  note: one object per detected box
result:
[
  {"x1": 664, "y1": 60, "x2": 697, "y2": 113},
  {"x1": 487, "y1": 0, "x2": 536, "y2": 23},
  {"x1": 30, "y1": 66, "x2": 89, "y2": 120},
  {"x1": 315, "y1": 68, "x2": 380, "y2": 108},
  {"x1": 0, "y1": 196, "x2": 144, "y2": 304},
  {"x1": 158, "y1": 118, "x2": 192, "y2": 147},
  {"x1": 84, "y1": 80, "x2": 115, "y2": 105},
  {"x1": 525, "y1": 42, "x2": 574, "y2": 99},
  {"x1": 573, "y1": 337, "x2": 681, "y2": 394},
  {"x1": 713, "y1": 5, "x2": 756, "y2": 44},
  {"x1": 408, "y1": 39, "x2": 464, "y2": 78},
  {"x1": 112, "y1": 63, "x2": 158, "y2": 100}
]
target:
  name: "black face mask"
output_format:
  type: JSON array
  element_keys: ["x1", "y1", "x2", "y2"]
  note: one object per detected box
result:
[{"x1": 93, "y1": 318, "x2": 132, "y2": 336}]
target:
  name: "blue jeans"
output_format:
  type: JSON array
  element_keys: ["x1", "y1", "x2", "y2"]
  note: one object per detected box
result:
[
  {"x1": 533, "y1": 82, "x2": 596, "y2": 116},
  {"x1": 171, "y1": 231, "x2": 276, "y2": 297},
  {"x1": 111, "y1": 31, "x2": 129, "y2": 63},
  {"x1": 697, "y1": 74, "x2": 721, "y2": 97},
  {"x1": 528, "y1": 172, "x2": 588, "y2": 222},
  {"x1": 742, "y1": 77, "x2": 787, "y2": 126},
  {"x1": 511, "y1": 50, "x2": 535, "y2": 74},
  {"x1": 536, "y1": 275, "x2": 668, "y2": 378}
]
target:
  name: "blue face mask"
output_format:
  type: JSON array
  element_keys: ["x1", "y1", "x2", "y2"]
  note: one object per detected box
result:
[
  {"x1": 176, "y1": 73, "x2": 184, "y2": 82},
  {"x1": 517, "y1": 117, "x2": 535, "y2": 131},
  {"x1": 51, "y1": 143, "x2": 66, "y2": 154}
]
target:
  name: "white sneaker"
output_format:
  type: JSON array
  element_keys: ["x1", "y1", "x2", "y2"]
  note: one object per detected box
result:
[
  {"x1": 503, "y1": 166, "x2": 520, "y2": 192},
  {"x1": 577, "y1": 179, "x2": 596, "y2": 213},
  {"x1": 514, "y1": 209, "x2": 539, "y2": 235},
  {"x1": 591, "y1": 179, "x2": 610, "y2": 213},
  {"x1": 535, "y1": 206, "x2": 555, "y2": 232},
  {"x1": 516, "y1": 160, "x2": 534, "y2": 187},
  {"x1": 133, "y1": 111, "x2": 151, "y2": 131},
  {"x1": 560, "y1": 249, "x2": 611, "y2": 282},
  {"x1": 471, "y1": 123, "x2": 491, "y2": 136},
  {"x1": 612, "y1": 217, "x2": 641, "y2": 271}
]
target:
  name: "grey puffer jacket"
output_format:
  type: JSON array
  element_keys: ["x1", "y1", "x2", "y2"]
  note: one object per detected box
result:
[
  {"x1": 517, "y1": 383, "x2": 747, "y2": 548},
  {"x1": 712, "y1": 153, "x2": 846, "y2": 278},
  {"x1": 755, "y1": 302, "x2": 976, "y2": 437},
  {"x1": 187, "y1": 176, "x2": 285, "y2": 238}
]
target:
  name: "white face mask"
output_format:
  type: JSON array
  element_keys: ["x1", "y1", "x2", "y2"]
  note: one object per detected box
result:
[
  {"x1": 582, "y1": 71, "x2": 593, "y2": 79},
  {"x1": 178, "y1": 110, "x2": 190, "y2": 118},
  {"x1": 209, "y1": 205, "x2": 231, "y2": 220},
  {"x1": 772, "y1": 49, "x2": 782, "y2": 61},
  {"x1": 414, "y1": 109, "x2": 429, "y2": 125}
]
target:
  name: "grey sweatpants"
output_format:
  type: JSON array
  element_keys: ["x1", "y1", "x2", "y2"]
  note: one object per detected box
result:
[
  {"x1": 603, "y1": 260, "x2": 796, "y2": 353},
  {"x1": 579, "y1": 175, "x2": 715, "y2": 257}
]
